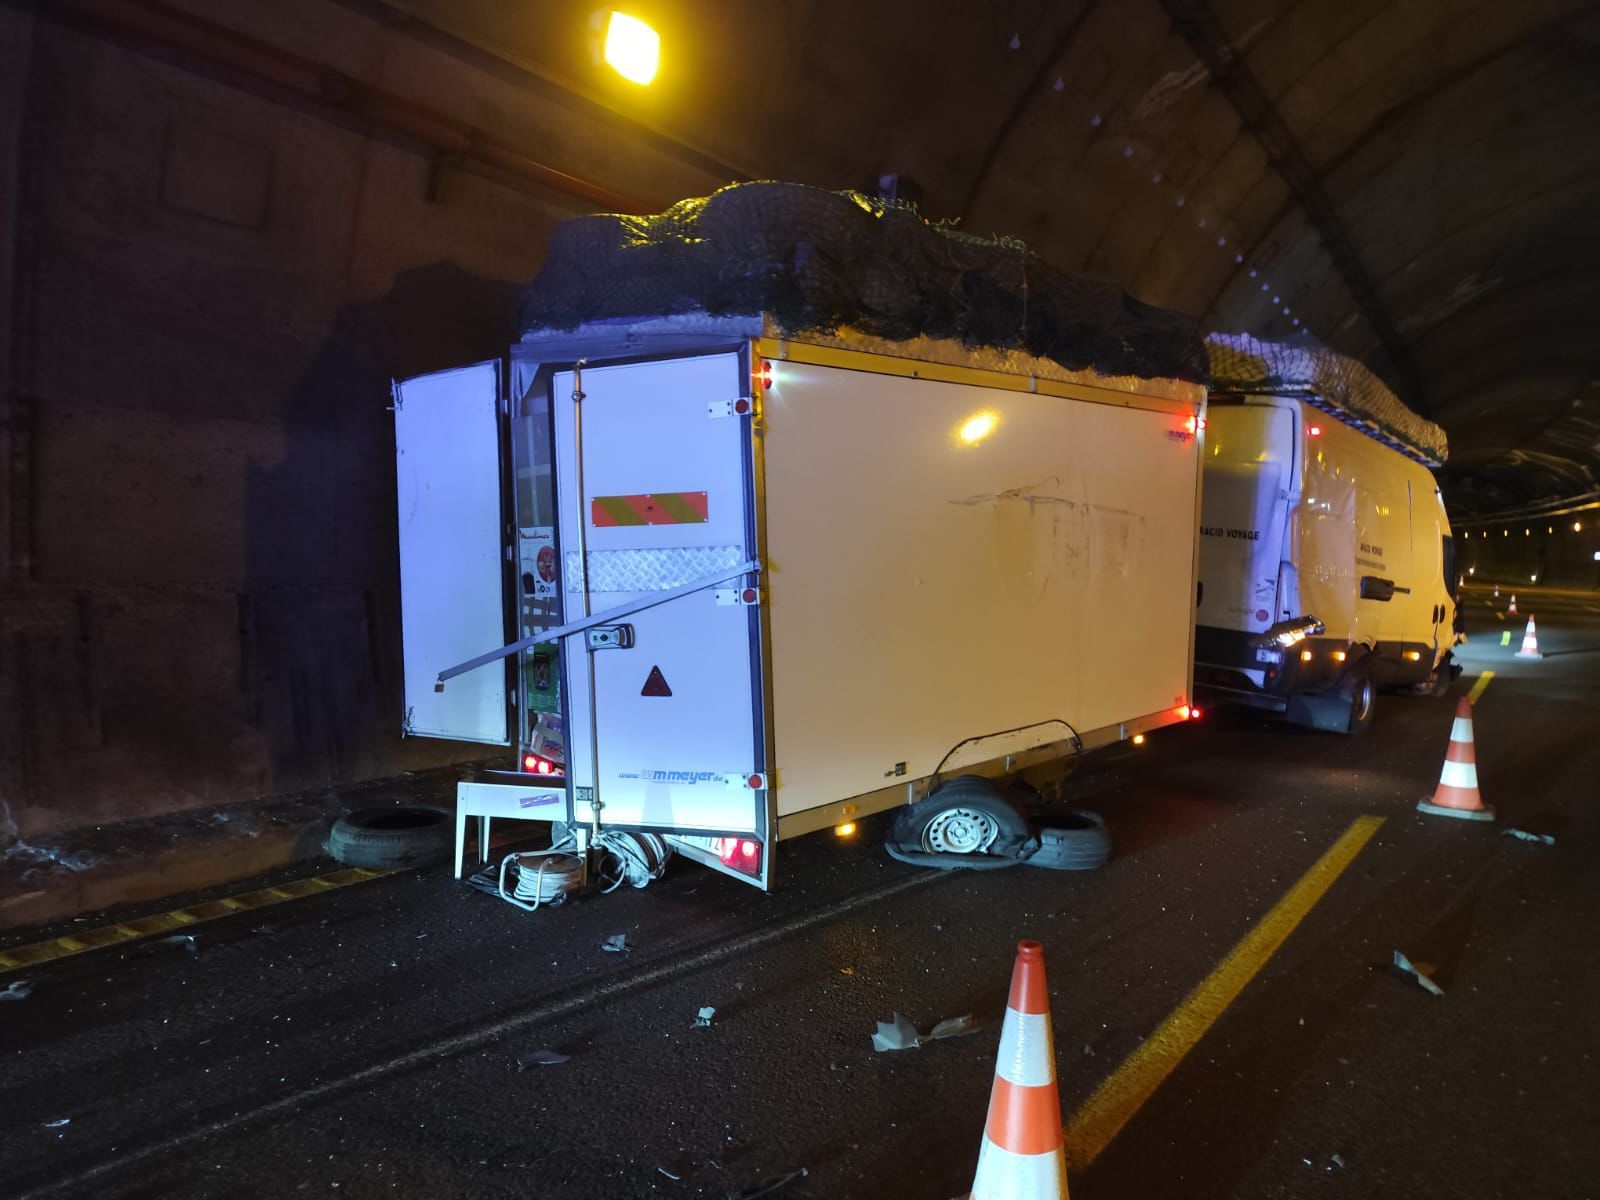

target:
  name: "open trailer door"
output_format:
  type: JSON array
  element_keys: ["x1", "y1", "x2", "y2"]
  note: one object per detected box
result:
[
  {"x1": 394, "y1": 361, "x2": 511, "y2": 745},
  {"x1": 551, "y1": 351, "x2": 771, "y2": 889}
]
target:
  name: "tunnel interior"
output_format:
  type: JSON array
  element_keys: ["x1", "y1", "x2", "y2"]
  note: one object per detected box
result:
[{"x1": 1, "y1": 0, "x2": 1596, "y2": 840}]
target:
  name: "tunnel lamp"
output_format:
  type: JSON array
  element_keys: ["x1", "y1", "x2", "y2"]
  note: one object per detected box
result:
[
  {"x1": 604, "y1": 12, "x2": 659, "y2": 84},
  {"x1": 1469, "y1": 567, "x2": 1475, "y2": 575},
  {"x1": 1576, "y1": 521, "x2": 1584, "y2": 533},
  {"x1": 1531, "y1": 574, "x2": 1538, "y2": 583},
  {"x1": 1525, "y1": 528, "x2": 1531, "y2": 536}
]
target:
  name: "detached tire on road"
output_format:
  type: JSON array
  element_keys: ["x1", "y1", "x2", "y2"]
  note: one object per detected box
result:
[
  {"x1": 326, "y1": 806, "x2": 452, "y2": 869},
  {"x1": 1023, "y1": 811, "x2": 1111, "y2": 871}
]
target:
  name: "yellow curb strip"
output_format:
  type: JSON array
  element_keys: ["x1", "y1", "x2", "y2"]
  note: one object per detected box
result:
[
  {"x1": 1064, "y1": 814, "x2": 1386, "y2": 1170},
  {"x1": 0, "y1": 867, "x2": 390, "y2": 974}
]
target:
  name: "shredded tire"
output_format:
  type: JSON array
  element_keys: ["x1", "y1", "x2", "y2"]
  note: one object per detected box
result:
[
  {"x1": 1022, "y1": 811, "x2": 1111, "y2": 871},
  {"x1": 326, "y1": 806, "x2": 452, "y2": 870}
]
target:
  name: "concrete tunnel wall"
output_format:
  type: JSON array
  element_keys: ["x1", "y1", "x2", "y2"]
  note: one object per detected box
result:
[
  {"x1": 0, "y1": 2, "x2": 721, "y2": 841},
  {"x1": 1456, "y1": 523, "x2": 1600, "y2": 591}
]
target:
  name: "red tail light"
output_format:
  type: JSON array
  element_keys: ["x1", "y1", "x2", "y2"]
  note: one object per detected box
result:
[
  {"x1": 1189, "y1": 706, "x2": 1203, "y2": 720},
  {"x1": 712, "y1": 836, "x2": 763, "y2": 878},
  {"x1": 521, "y1": 752, "x2": 561, "y2": 777}
]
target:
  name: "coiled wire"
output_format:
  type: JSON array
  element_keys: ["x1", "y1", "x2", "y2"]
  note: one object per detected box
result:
[
  {"x1": 593, "y1": 830, "x2": 673, "y2": 893},
  {"x1": 497, "y1": 833, "x2": 585, "y2": 911}
]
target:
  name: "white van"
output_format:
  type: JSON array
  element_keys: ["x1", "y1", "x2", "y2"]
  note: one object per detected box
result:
[
  {"x1": 394, "y1": 318, "x2": 1207, "y2": 889},
  {"x1": 1193, "y1": 335, "x2": 1459, "y2": 733}
]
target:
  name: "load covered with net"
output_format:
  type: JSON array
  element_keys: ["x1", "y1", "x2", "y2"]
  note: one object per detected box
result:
[
  {"x1": 519, "y1": 182, "x2": 1208, "y2": 385},
  {"x1": 1206, "y1": 332, "x2": 1448, "y2": 466}
]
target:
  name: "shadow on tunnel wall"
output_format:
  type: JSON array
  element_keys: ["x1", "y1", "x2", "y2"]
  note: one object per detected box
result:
[{"x1": 242, "y1": 262, "x2": 521, "y2": 800}]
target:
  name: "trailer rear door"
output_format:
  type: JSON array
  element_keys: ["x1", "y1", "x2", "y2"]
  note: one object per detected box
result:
[
  {"x1": 393, "y1": 361, "x2": 511, "y2": 744},
  {"x1": 552, "y1": 352, "x2": 769, "y2": 887}
]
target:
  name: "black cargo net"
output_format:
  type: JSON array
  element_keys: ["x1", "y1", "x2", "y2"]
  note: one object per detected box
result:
[
  {"x1": 520, "y1": 182, "x2": 1208, "y2": 384},
  {"x1": 1206, "y1": 333, "x2": 1448, "y2": 465}
]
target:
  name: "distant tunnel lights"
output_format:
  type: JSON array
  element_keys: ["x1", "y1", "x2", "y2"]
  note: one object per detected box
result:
[{"x1": 604, "y1": 12, "x2": 659, "y2": 84}]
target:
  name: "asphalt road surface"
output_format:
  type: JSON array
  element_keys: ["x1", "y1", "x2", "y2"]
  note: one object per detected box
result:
[{"x1": 3, "y1": 587, "x2": 1598, "y2": 1199}]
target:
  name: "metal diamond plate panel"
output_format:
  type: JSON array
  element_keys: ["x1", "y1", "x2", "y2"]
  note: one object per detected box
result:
[{"x1": 566, "y1": 545, "x2": 745, "y2": 594}]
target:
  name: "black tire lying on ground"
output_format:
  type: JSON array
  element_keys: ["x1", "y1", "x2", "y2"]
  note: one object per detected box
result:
[
  {"x1": 1022, "y1": 810, "x2": 1111, "y2": 871},
  {"x1": 326, "y1": 806, "x2": 452, "y2": 870}
]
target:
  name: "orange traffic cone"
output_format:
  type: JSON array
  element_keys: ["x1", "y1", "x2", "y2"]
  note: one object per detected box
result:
[
  {"x1": 1417, "y1": 697, "x2": 1493, "y2": 822},
  {"x1": 1507, "y1": 594, "x2": 1518, "y2": 615},
  {"x1": 1515, "y1": 615, "x2": 1542, "y2": 659},
  {"x1": 970, "y1": 941, "x2": 1068, "y2": 1200}
]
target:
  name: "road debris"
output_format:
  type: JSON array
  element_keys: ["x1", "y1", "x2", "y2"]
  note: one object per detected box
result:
[
  {"x1": 1, "y1": 980, "x2": 33, "y2": 1001},
  {"x1": 656, "y1": 1167, "x2": 680, "y2": 1181},
  {"x1": 1392, "y1": 950, "x2": 1445, "y2": 997},
  {"x1": 871, "y1": 1012, "x2": 921, "y2": 1052},
  {"x1": 872, "y1": 1011, "x2": 980, "y2": 1051},
  {"x1": 1504, "y1": 828, "x2": 1556, "y2": 846},
  {"x1": 927, "y1": 1014, "x2": 980, "y2": 1040},
  {"x1": 691, "y1": 1006, "x2": 716, "y2": 1029},
  {"x1": 42, "y1": 1117, "x2": 71, "y2": 1129},
  {"x1": 600, "y1": 934, "x2": 630, "y2": 953},
  {"x1": 159, "y1": 934, "x2": 198, "y2": 954},
  {"x1": 728, "y1": 1166, "x2": 808, "y2": 1198},
  {"x1": 515, "y1": 1049, "x2": 571, "y2": 1069},
  {"x1": 1329, "y1": 1153, "x2": 1347, "y2": 1170}
]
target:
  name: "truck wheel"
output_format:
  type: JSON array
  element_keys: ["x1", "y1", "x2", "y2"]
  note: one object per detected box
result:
[
  {"x1": 1346, "y1": 674, "x2": 1376, "y2": 736},
  {"x1": 887, "y1": 776, "x2": 1032, "y2": 864},
  {"x1": 326, "y1": 806, "x2": 452, "y2": 869}
]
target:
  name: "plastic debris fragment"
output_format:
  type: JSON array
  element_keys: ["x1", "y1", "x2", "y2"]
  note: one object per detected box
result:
[
  {"x1": 1, "y1": 980, "x2": 32, "y2": 1001},
  {"x1": 1504, "y1": 828, "x2": 1555, "y2": 846},
  {"x1": 515, "y1": 1049, "x2": 571, "y2": 1069},
  {"x1": 691, "y1": 1006, "x2": 716, "y2": 1029},
  {"x1": 872, "y1": 1012, "x2": 921, "y2": 1052},
  {"x1": 871, "y1": 1011, "x2": 979, "y2": 1051},
  {"x1": 43, "y1": 1117, "x2": 71, "y2": 1129},
  {"x1": 1392, "y1": 950, "x2": 1445, "y2": 997},
  {"x1": 600, "y1": 934, "x2": 629, "y2": 953},
  {"x1": 926, "y1": 1014, "x2": 980, "y2": 1041}
]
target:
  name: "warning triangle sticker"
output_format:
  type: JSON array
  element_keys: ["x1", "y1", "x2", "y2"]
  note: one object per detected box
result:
[{"x1": 641, "y1": 666, "x2": 673, "y2": 697}]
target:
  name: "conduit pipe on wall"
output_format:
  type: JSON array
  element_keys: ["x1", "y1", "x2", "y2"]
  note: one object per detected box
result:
[{"x1": 53, "y1": 0, "x2": 649, "y2": 213}]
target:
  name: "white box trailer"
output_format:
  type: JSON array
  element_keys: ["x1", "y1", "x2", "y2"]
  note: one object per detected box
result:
[
  {"x1": 1194, "y1": 335, "x2": 1458, "y2": 733},
  {"x1": 394, "y1": 320, "x2": 1206, "y2": 890}
]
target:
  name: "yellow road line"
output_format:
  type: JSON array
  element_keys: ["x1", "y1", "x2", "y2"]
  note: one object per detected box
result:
[
  {"x1": 1064, "y1": 814, "x2": 1385, "y2": 1170},
  {"x1": 0, "y1": 867, "x2": 391, "y2": 973},
  {"x1": 1467, "y1": 671, "x2": 1495, "y2": 704}
]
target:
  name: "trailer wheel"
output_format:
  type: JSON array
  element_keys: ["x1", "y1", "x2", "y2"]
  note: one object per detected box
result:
[
  {"x1": 886, "y1": 776, "x2": 1032, "y2": 866},
  {"x1": 326, "y1": 806, "x2": 452, "y2": 869},
  {"x1": 1346, "y1": 674, "x2": 1376, "y2": 736}
]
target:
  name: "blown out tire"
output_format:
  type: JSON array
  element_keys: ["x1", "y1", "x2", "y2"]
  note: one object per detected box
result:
[
  {"x1": 326, "y1": 806, "x2": 452, "y2": 869},
  {"x1": 887, "y1": 775, "x2": 1033, "y2": 861}
]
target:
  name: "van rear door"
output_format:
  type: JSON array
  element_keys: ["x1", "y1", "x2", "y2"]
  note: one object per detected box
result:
[
  {"x1": 1197, "y1": 402, "x2": 1296, "y2": 647},
  {"x1": 551, "y1": 352, "x2": 771, "y2": 889}
]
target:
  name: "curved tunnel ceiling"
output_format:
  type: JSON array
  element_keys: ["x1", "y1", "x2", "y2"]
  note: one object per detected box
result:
[{"x1": 394, "y1": 0, "x2": 1600, "y2": 517}]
